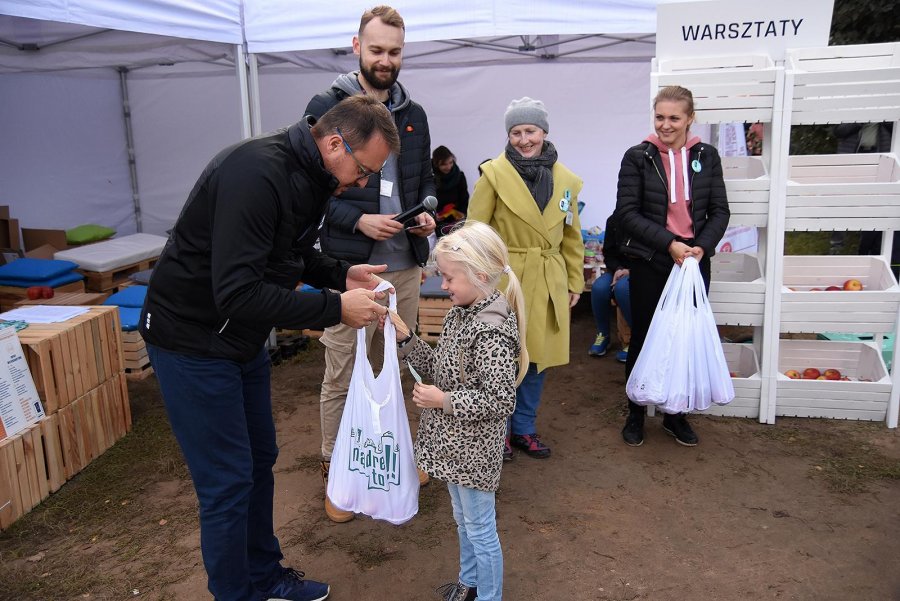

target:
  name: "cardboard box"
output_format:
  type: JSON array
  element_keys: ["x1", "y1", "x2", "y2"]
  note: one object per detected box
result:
[{"x1": 21, "y1": 228, "x2": 69, "y2": 253}]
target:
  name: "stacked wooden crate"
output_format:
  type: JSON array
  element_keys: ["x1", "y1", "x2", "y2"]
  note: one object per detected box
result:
[
  {"x1": 418, "y1": 275, "x2": 451, "y2": 343},
  {"x1": 0, "y1": 306, "x2": 131, "y2": 530}
]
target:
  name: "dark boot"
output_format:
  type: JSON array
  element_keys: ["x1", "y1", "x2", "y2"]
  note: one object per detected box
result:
[
  {"x1": 622, "y1": 401, "x2": 645, "y2": 447},
  {"x1": 662, "y1": 413, "x2": 699, "y2": 446}
]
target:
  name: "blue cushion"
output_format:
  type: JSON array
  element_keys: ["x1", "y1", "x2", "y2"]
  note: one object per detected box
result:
[
  {"x1": 103, "y1": 285, "x2": 148, "y2": 308},
  {"x1": 117, "y1": 306, "x2": 141, "y2": 331},
  {"x1": 0, "y1": 258, "x2": 78, "y2": 282},
  {"x1": 0, "y1": 271, "x2": 84, "y2": 288}
]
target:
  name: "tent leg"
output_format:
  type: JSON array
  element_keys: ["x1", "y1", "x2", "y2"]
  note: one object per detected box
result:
[{"x1": 118, "y1": 67, "x2": 142, "y2": 233}]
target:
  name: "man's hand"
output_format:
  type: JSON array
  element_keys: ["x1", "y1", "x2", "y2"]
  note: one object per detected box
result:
[
  {"x1": 568, "y1": 292, "x2": 580, "y2": 309},
  {"x1": 405, "y1": 212, "x2": 436, "y2": 237},
  {"x1": 357, "y1": 214, "x2": 405, "y2": 241},
  {"x1": 346, "y1": 264, "x2": 389, "y2": 292},
  {"x1": 340, "y1": 288, "x2": 388, "y2": 329}
]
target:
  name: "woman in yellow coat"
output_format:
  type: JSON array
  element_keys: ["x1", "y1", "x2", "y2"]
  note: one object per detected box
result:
[{"x1": 467, "y1": 97, "x2": 585, "y2": 460}]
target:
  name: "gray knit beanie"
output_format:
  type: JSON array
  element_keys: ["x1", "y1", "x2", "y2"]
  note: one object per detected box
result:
[{"x1": 504, "y1": 97, "x2": 549, "y2": 133}]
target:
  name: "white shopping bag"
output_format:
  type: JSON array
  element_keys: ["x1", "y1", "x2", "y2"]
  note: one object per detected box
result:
[
  {"x1": 327, "y1": 281, "x2": 419, "y2": 525},
  {"x1": 626, "y1": 257, "x2": 734, "y2": 412}
]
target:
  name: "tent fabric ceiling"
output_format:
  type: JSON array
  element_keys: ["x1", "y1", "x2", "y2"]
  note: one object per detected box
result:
[{"x1": 0, "y1": 0, "x2": 243, "y2": 43}]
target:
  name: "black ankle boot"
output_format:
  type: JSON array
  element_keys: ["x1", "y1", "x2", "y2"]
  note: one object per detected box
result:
[{"x1": 622, "y1": 402, "x2": 645, "y2": 447}]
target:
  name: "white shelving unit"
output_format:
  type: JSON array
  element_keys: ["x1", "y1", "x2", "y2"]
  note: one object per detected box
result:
[
  {"x1": 764, "y1": 42, "x2": 900, "y2": 427},
  {"x1": 651, "y1": 42, "x2": 900, "y2": 427}
]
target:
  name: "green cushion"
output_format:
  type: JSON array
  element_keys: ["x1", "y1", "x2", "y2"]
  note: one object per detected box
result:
[{"x1": 66, "y1": 224, "x2": 116, "y2": 245}]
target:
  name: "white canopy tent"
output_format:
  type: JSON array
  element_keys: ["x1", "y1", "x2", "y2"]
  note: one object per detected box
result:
[{"x1": 0, "y1": 1, "x2": 658, "y2": 237}]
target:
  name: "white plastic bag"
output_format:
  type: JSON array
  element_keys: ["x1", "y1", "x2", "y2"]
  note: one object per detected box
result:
[
  {"x1": 626, "y1": 257, "x2": 734, "y2": 412},
  {"x1": 327, "y1": 282, "x2": 419, "y2": 525}
]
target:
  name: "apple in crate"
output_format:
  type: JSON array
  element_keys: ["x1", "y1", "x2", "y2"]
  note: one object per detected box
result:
[
  {"x1": 729, "y1": 371, "x2": 739, "y2": 377},
  {"x1": 823, "y1": 368, "x2": 841, "y2": 380},
  {"x1": 825, "y1": 285, "x2": 841, "y2": 291},
  {"x1": 802, "y1": 367, "x2": 821, "y2": 379},
  {"x1": 784, "y1": 369, "x2": 801, "y2": 379},
  {"x1": 843, "y1": 279, "x2": 863, "y2": 291}
]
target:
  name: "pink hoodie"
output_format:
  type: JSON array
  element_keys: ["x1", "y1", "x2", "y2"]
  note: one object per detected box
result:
[{"x1": 646, "y1": 133, "x2": 701, "y2": 240}]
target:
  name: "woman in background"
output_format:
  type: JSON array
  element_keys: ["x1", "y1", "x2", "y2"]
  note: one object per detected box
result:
[
  {"x1": 467, "y1": 97, "x2": 584, "y2": 461},
  {"x1": 432, "y1": 146, "x2": 469, "y2": 236}
]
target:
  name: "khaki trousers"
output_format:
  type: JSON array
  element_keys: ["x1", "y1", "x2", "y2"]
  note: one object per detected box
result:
[{"x1": 319, "y1": 266, "x2": 422, "y2": 459}]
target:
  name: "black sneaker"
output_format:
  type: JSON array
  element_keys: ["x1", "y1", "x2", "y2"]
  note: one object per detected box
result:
[
  {"x1": 260, "y1": 568, "x2": 329, "y2": 601},
  {"x1": 621, "y1": 411, "x2": 644, "y2": 447},
  {"x1": 437, "y1": 582, "x2": 477, "y2": 601},
  {"x1": 662, "y1": 413, "x2": 698, "y2": 447}
]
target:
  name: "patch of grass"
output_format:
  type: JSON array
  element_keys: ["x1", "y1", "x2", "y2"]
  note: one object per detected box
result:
[{"x1": 279, "y1": 453, "x2": 322, "y2": 474}]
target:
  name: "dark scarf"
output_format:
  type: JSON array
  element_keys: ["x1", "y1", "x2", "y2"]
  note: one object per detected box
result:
[
  {"x1": 435, "y1": 163, "x2": 463, "y2": 192},
  {"x1": 505, "y1": 140, "x2": 557, "y2": 212}
]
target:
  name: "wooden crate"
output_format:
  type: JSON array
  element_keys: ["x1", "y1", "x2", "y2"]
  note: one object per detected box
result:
[
  {"x1": 418, "y1": 297, "x2": 451, "y2": 343},
  {"x1": 721, "y1": 156, "x2": 770, "y2": 228},
  {"x1": 709, "y1": 252, "x2": 765, "y2": 327},
  {"x1": 0, "y1": 279, "x2": 85, "y2": 312},
  {"x1": 122, "y1": 330, "x2": 153, "y2": 380},
  {"x1": 56, "y1": 373, "x2": 131, "y2": 481},
  {"x1": 696, "y1": 343, "x2": 761, "y2": 419},
  {"x1": 785, "y1": 154, "x2": 900, "y2": 231},
  {"x1": 78, "y1": 257, "x2": 158, "y2": 293},
  {"x1": 0, "y1": 418, "x2": 64, "y2": 530},
  {"x1": 653, "y1": 54, "x2": 780, "y2": 124},
  {"x1": 775, "y1": 340, "x2": 891, "y2": 422},
  {"x1": 15, "y1": 306, "x2": 124, "y2": 413},
  {"x1": 787, "y1": 42, "x2": 900, "y2": 125},
  {"x1": 781, "y1": 255, "x2": 900, "y2": 333}
]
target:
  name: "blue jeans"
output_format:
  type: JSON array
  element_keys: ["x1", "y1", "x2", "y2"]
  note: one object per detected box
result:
[
  {"x1": 590, "y1": 272, "x2": 632, "y2": 337},
  {"x1": 147, "y1": 344, "x2": 283, "y2": 601},
  {"x1": 511, "y1": 363, "x2": 546, "y2": 435},
  {"x1": 448, "y1": 483, "x2": 503, "y2": 601}
]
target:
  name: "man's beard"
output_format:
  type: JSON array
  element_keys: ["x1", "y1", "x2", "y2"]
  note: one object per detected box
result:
[{"x1": 359, "y1": 59, "x2": 399, "y2": 91}]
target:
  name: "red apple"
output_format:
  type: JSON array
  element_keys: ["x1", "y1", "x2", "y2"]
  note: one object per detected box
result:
[
  {"x1": 729, "y1": 371, "x2": 739, "y2": 377},
  {"x1": 810, "y1": 287, "x2": 822, "y2": 292},
  {"x1": 816, "y1": 375, "x2": 827, "y2": 380},
  {"x1": 825, "y1": 285, "x2": 842, "y2": 291},
  {"x1": 41, "y1": 286, "x2": 54, "y2": 299},
  {"x1": 784, "y1": 369, "x2": 801, "y2": 379},
  {"x1": 802, "y1": 367, "x2": 821, "y2": 380},
  {"x1": 823, "y1": 368, "x2": 841, "y2": 380},
  {"x1": 843, "y1": 279, "x2": 863, "y2": 291},
  {"x1": 26, "y1": 286, "x2": 42, "y2": 300}
]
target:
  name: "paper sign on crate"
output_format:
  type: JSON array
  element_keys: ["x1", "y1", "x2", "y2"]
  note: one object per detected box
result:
[{"x1": 0, "y1": 325, "x2": 44, "y2": 440}]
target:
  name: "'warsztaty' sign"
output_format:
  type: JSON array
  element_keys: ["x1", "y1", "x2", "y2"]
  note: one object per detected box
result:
[{"x1": 656, "y1": 0, "x2": 834, "y2": 60}]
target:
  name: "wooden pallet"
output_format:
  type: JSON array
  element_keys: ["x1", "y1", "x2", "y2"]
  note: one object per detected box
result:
[
  {"x1": 15, "y1": 306, "x2": 124, "y2": 413},
  {"x1": 14, "y1": 292, "x2": 108, "y2": 307},
  {"x1": 122, "y1": 330, "x2": 153, "y2": 380},
  {"x1": 78, "y1": 257, "x2": 158, "y2": 293},
  {"x1": 418, "y1": 297, "x2": 452, "y2": 343},
  {"x1": 0, "y1": 279, "x2": 85, "y2": 311}
]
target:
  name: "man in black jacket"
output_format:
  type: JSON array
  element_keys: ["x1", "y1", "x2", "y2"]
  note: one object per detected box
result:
[
  {"x1": 140, "y1": 95, "x2": 399, "y2": 601},
  {"x1": 304, "y1": 5, "x2": 436, "y2": 523}
]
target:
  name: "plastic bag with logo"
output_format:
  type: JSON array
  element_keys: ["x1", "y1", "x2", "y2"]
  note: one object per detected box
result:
[{"x1": 327, "y1": 281, "x2": 419, "y2": 525}]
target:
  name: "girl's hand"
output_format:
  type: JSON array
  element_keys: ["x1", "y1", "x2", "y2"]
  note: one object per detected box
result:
[
  {"x1": 379, "y1": 309, "x2": 411, "y2": 339},
  {"x1": 412, "y1": 383, "x2": 445, "y2": 409},
  {"x1": 611, "y1": 268, "x2": 629, "y2": 286}
]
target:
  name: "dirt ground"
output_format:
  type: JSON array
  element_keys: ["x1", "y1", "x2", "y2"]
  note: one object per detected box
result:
[{"x1": 2, "y1": 300, "x2": 900, "y2": 601}]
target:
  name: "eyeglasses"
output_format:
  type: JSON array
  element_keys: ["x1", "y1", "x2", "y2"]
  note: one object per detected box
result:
[{"x1": 336, "y1": 128, "x2": 379, "y2": 182}]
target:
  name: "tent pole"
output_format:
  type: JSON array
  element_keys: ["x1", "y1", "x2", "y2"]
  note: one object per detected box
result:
[
  {"x1": 235, "y1": 44, "x2": 252, "y2": 139},
  {"x1": 117, "y1": 67, "x2": 142, "y2": 233},
  {"x1": 248, "y1": 53, "x2": 262, "y2": 136}
]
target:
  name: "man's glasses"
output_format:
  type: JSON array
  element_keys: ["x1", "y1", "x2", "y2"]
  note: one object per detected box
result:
[{"x1": 336, "y1": 128, "x2": 379, "y2": 182}]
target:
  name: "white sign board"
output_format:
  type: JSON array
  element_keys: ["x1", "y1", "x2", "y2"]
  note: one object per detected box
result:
[
  {"x1": 656, "y1": 0, "x2": 834, "y2": 60},
  {"x1": 0, "y1": 326, "x2": 44, "y2": 441}
]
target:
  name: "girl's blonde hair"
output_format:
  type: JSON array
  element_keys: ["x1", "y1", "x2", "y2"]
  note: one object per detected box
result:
[
  {"x1": 433, "y1": 222, "x2": 529, "y2": 384},
  {"x1": 653, "y1": 85, "x2": 695, "y2": 116}
]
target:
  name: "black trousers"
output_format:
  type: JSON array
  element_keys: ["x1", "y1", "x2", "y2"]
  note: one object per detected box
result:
[{"x1": 624, "y1": 256, "x2": 711, "y2": 412}]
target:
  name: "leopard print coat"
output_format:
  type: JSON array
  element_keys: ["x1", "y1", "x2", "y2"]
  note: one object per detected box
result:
[{"x1": 400, "y1": 291, "x2": 521, "y2": 492}]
